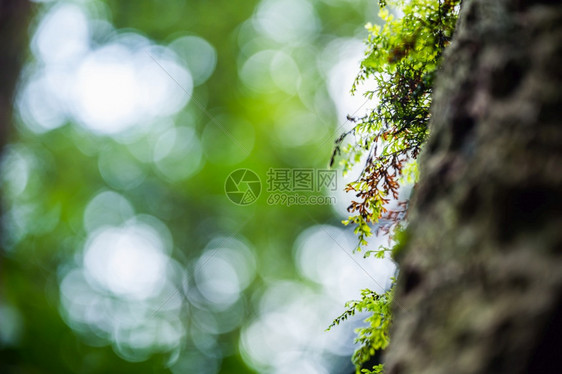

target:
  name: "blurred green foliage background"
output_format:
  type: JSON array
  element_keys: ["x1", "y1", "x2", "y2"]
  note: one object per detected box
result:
[{"x1": 0, "y1": 0, "x2": 397, "y2": 373}]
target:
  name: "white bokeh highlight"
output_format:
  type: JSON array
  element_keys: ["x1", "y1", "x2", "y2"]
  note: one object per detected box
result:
[
  {"x1": 254, "y1": 0, "x2": 320, "y2": 44},
  {"x1": 19, "y1": 3, "x2": 194, "y2": 136},
  {"x1": 240, "y1": 225, "x2": 396, "y2": 374},
  {"x1": 83, "y1": 222, "x2": 169, "y2": 300}
]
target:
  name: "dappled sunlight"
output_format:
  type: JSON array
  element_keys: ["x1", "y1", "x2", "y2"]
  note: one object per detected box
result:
[
  {"x1": 294, "y1": 225, "x2": 396, "y2": 298},
  {"x1": 240, "y1": 280, "x2": 355, "y2": 373},
  {"x1": 270, "y1": 51, "x2": 302, "y2": 95},
  {"x1": 60, "y1": 215, "x2": 187, "y2": 360},
  {"x1": 169, "y1": 36, "x2": 217, "y2": 86},
  {"x1": 254, "y1": 0, "x2": 320, "y2": 44},
  {"x1": 18, "y1": 3, "x2": 193, "y2": 136},
  {"x1": 324, "y1": 38, "x2": 379, "y2": 123},
  {"x1": 240, "y1": 224, "x2": 395, "y2": 373},
  {"x1": 194, "y1": 238, "x2": 256, "y2": 310},
  {"x1": 153, "y1": 125, "x2": 203, "y2": 182},
  {"x1": 83, "y1": 222, "x2": 169, "y2": 300},
  {"x1": 2, "y1": 0, "x2": 393, "y2": 373},
  {"x1": 1, "y1": 145, "x2": 32, "y2": 200},
  {"x1": 83, "y1": 191, "x2": 134, "y2": 233},
  {"x1": 70, "y1": 41, "x2": 190, "y2": 134},
  {"x1": 33, "y1": 3, "x2": 89, "y2": 65},
  {"x1": 239, "y1": 49, "x2": 302, "y2": 95},
  {"x1": 239, "y1": 49, "x2": 279, "y2": 94}
]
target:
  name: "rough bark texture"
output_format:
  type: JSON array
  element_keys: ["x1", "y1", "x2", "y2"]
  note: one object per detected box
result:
[{"x1": 386, "y1": 1, "x2": 562, "y2": 373}]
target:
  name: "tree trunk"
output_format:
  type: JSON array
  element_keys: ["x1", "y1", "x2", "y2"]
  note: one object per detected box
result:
[
  {"x1": 0, "y1": 0, "x2": 33, "y2": 317},
  {"x1": 386, "y1": 1, "x2": 562, "y2": 373},
  {"x1": 0, "y1": 0, "x2": 32, "y2": 149}
]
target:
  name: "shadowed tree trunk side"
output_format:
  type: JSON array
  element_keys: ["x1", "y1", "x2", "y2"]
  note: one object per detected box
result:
[
  {"x1": 0, "y1": 0, "x2": 33, "y2": 149},
  {"x1": 0, "y1": 0, "x2": 33, "y2": 323},
  {"x1": 386, "y1": 1, "x2": 562, "y2": 373}
]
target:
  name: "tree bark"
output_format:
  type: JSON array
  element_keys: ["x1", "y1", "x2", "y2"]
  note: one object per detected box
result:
[
  {"x1": 0, "y1": 0, "x2": 33, "y2": 320},
  {"x1": 0, "y1": 0, "x2": 33, "y2": 248},
  {"x1": 0, "y1": 0, "x2": 33, "y2": 149},
  {"x1": 386, "y1": 1, "x2": 562, "y2": 373}
]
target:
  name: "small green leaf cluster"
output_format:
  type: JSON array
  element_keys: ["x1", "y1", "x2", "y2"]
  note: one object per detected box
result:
[
  {"x1": 328, "y1": 287, "x2": 394, "y2": 373},
  {"x1": 334, "y1": 0, "x2": 461, "y2": 252},
  {"x1": 362, "y1": 364, "x2": 385, "y2": 374}
]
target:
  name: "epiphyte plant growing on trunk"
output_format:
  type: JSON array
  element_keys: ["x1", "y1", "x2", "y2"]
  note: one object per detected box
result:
[
  {"x1": 329, "y1": 1, "x2": 461, "y2": 372},
  {"x1": 332, "y1": 0, "x2": 461, "y2": 253}
]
